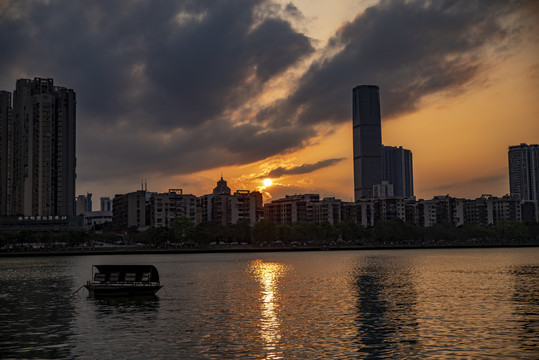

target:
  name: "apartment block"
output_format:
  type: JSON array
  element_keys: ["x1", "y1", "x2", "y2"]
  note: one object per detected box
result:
[
  {"x1": 112, "y1": 190, "x2": 149, "y2": 231},
  {"x1": 508, "y1": 143, "x2": 539, "y2": 201},
  {"x1": 149, "y1": 189, "x2": 196, "y2": 228},
  {"x1": 1, "y1": 78, "x2": 76, "y2": 217}
]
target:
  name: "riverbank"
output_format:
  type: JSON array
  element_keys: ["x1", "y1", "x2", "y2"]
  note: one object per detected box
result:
[{"x1": 1, "y1": 242, "x2": 538, "y2": 257}]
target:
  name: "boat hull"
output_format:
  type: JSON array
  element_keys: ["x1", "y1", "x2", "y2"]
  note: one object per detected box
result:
[{"x1": 85, "y1": 284, "x2": 162, "y2": 297}]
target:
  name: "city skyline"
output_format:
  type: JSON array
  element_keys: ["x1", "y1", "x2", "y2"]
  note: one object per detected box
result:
[{"x1": 1, "y1": 1, "x2": 538, "y2": 203}]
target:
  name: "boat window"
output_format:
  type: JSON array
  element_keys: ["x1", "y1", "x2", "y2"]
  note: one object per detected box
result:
[
  {"x1": 124, "y1": 273, "x2": 137, "y2": 282},
  {"x1": 94, "y1": 273, "x2": 106, "y2": 282},
  {"x1": 141, "y1": 272, "x2": 150, "y2": 282},
  {"x1": 109, "y1": 272, "x2": 120, "y2": 282}
]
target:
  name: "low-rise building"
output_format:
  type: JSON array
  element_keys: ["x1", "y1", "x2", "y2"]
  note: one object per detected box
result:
[{"x1": 112, "y1": 190, "x2": 149, "y2": 231}]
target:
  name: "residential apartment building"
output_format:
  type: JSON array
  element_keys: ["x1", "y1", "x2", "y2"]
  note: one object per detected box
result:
[
  {"x1": 1, "y1": 78, "x2": 76, "y2": 217},
  {"x1": 312, "y1": 197, "x2": 342, "y2": 225},
  {"x1": 264, "y1": 194, "x2": 319, "y2": 225},
  {"x1": 112, "y1": 190, "x2": 149, "y2": 231},
  {"x1": 149, "y1": 189, "x2": 196, "y2": 228},
  {"x1": 100, "y1": 197, "x2": 112, "y2": 212},
  {"x1": 0, "y1": 91, "x2": 11, "y2": 215},
  {"x1": 76, "y1": 193, "x2": 92, "y2": 215},
  {"x1": 342, "y1": 200, "x2": 375, "y2": 227},
  {"x1": 230, "y1": 190, "x2": 263, "y2": 225},
  {"x1": 508, "y1": 143, "x2": 539, "y2": 201}
]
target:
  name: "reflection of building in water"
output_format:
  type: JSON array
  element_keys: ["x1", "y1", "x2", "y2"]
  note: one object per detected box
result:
[
  {"x1": 510, "y1": 264, "x2": 539, "y2": 351},
  {"x1": 249, "y1": 260, "x2": 290, "y2": 359},
  {"x1": 353, "y1": 257, "x2": 419, "y2": 358}
]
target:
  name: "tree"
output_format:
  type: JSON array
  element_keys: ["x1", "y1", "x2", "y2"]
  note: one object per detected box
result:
[
  {"x1": 252, "y1": 220, "x2": 277, "y2": 246},
  {"x1": 172, "y1": 216, "x2": 195, "y2": 243},
  {"x1": 193, "y1": 221, "x2": 223, "y2": 246},
  {"x1": 494, "y1": 220, "x2": 527, "y2": 241},
  {"x1": 337, "y1": 220, "x2": 363, "y2": 243}
]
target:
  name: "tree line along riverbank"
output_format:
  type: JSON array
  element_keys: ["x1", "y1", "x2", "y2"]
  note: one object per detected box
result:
[{"x1": 1, "y1": 218, "x2": 538, "y2": 254}]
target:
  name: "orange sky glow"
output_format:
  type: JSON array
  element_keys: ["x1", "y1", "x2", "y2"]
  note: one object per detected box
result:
[
  {"x1": 155, "y1": 1, "x2": 538, "y2": 203},
  {"x1": 6, "y1": 0, "x2": 532, "y2": 204}
]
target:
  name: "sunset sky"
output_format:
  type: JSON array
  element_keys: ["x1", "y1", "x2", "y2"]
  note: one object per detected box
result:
[{"x1": 1, "y1": 0, "x2": 538, "y2": 206}]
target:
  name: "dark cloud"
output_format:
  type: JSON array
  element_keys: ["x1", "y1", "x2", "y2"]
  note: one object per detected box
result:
[
  {"x1": 260, "y1": 0, "x2": 527, "y2": 127},
  {"x1": 0, "y1": 0, "x2": 531, "y2": 191},
  {"x1": 261, "y1": 158, "x2": 345, "y2": 178},
  {"x1": 0, "y1": 0, "x2": 314, "y2": 182}
]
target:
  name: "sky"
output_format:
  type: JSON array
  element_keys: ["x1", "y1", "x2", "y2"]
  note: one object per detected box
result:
[{"x1": 1, "y1": 0, "x2": 538, "y2": 207}]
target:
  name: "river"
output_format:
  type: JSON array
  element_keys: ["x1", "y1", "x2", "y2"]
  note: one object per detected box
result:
[{"x1": 1, "y1": 248, "x2": 538, "y2": 359}]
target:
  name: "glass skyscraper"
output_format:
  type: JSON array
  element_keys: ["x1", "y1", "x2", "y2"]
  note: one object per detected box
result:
[
  {"x1": 353, "y1": 85, "x2": 382, "y2": 200},
  {"x1": 382, "y1": 145, "x2": 414, "y2": 198}
]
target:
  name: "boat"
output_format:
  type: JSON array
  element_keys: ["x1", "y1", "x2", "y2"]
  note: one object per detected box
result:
[{"x1": 84, "y1": 265, "x2": 162, "y2": 297}]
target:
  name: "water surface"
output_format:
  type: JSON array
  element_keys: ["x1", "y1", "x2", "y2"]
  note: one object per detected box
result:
[{"x1": 1, "y1": 248, "x2": 538, "y2": 359}]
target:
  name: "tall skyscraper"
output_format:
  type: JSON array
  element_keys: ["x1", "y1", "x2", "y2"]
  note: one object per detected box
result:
[
  {"x1": 382, "y1": 145, "x2": 414, "y2": 198},
  {"x1": 2, "y1": 78, "x2": 76, "y2": 217},
  {"x1": 508, "y1": 143, "x2": 539, "y2": 201},
  {"x1": 353, "y1": 85, "x2": 382, "y2": 200},
  {"x1": 0, "y1": 91, "x2": 12, "y2": 215}
]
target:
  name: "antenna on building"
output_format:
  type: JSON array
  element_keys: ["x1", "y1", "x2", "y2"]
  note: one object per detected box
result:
[{"x1": 145, "y1": 179, "x2": 147, "y2": 192}]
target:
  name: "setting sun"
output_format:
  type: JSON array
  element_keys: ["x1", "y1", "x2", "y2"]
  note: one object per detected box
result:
[{"x1": 263, "y1": 178, "x2": 272, "y2": 187}]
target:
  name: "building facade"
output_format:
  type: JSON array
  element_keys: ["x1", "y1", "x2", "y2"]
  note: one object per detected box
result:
[
  {"x1": 353, "y1": 85, "x2": 382, "y2": 200},
  {"x1": 508, "y1": 143, "x2": 539, "y2": 201},
  {"x1": 76, "y1": 193, "x2": 92, "y2": 215},
  {"x1": 100, "y1": 197, "x2": 112, "y2": 212},
  {"x1": 149, "y1": 189, "x2": 197, "y2": 228},
  {"x1": 2, "y1": 78, "x2": 76, "y2": 217},
  {"x1": 0, "y1": 91, "x2": 11, "y2": 216},
  {"x1": 230, "y1": 190, "x2": 263, "y2": 225},
  {"x1": 382, "y1": 145, "x2": 414, "y2": 198},
  {"x1": 112, "y1": 190, "x2": 148, "y2": 231}
]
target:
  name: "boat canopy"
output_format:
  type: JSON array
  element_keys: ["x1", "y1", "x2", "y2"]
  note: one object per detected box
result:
[{"x1": 92, "y1": 265, "x2": 160, "y2": 283}]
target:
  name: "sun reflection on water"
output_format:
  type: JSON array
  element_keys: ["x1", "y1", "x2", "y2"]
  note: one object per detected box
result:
[{"x1": 248, "y1": 260, "x2": 291, "y2": 359}]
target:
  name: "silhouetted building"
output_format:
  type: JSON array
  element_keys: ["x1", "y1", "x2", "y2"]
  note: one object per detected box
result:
[
  {"x1": 198, "y1": 177, "x2": 262, "y2": 226},
  {"x1": 0, "y1": 91, "x2": 11, "y2": 216},
  {"x1": 149, "y1": 189, "x2": 196, "y2": 228},
  {"x1": 112, "y1": 190, "x2": 148, "y2": 231},
  {"x1": 373, "y1": 181, "x2": 394, "y2": 197},
  {"x1": 100, "y1": 197, "x2": 112, "y2": 212},
  {"x1": 213, "y1": 176, "x2": 231, "y2": 195},
  {"x1": 231, "y1": 190, "x2": 263, "y2": 225},
  {"x1": 312, "y1": 197, "x2": 342, "y2": 225},
  {"x1": 382, "y1": 145, "x2": 414, "y2": 198},
  {"x1": 264, "y1": 194, "x2": 320, "y2": 225},
  {"x1": 76, "y1": 193, "x2": 92, "y2": 215},
  {"x1": 84, "y1": 210, "x2": 113, "y2": 228},
  {"x1": 508, "y1": 143, "x2": 539, "y2": 201},
  {"x1": 2, "y1": 78, "x2": 76, "y2": 217},
  {"x1": 353, "y1": 85, "x2": 382, "y2": 200}
]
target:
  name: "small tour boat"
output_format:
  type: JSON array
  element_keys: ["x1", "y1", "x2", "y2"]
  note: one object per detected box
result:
[{"x1": 84, "y1": 264, "x2": 162, "y2": 297}]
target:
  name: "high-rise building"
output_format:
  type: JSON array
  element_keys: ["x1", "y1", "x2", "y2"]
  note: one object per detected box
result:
[
  {"x1": 100, "y1": 197, "x2": 112, "y2": 212},
  {"x1": 3, "y1": 78, "x2": 76, "y2": 216},
  {"x1": 0, "y1": 91, "x2": 12, "y2": 216},
  {"x1": 76, "y1": 193, "x2": 92, "y2": 215},
  {"x1": 382, "y1": 145, "x2": 414, "y2": 198},
  {"x1": 353, "y1": 85, "x2": 382, "y2": 200},
  {"x1": 508, "y1": 143, "x2": 539, "y2": 200}
]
